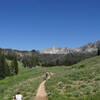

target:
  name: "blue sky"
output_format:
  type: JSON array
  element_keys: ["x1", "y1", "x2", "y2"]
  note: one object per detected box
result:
[{"x1": 0, "y1": 0, "x2": 100, "y2": 50}]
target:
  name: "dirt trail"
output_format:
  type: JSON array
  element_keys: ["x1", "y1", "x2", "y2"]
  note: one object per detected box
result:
[
  {"x1": 34, "y1": 80, "x2": 48, "y2": 100},
  {"x1": 34, "y1": 72, "x2": 54, "y2": 100}
]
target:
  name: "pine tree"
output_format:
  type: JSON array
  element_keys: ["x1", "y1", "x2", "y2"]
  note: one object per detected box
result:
[
  {"x1": 10, "y1": 57, "x2": 18, "y2": 75},
  {"x1": 97, "y1": 48, "x2": 100, "y2": 55},
  {"x1": 0, "y1": 53, "x2": 6, "y2": 79},
  {"x1": 5, "y1": 62, "x2": 11, "y2": 76},
  {"x1": 14, "y1": 57, "x2": 18, "y2": 74}
]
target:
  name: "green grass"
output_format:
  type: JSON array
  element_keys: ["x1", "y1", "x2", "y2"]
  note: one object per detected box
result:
[
  {"x1": 0, "y1": 56, "x2": 100, "y2": 100},
  {"x1": 46, "y1": 56, "x2": 100, "y2": 100},
  {"x1": 0, "y1": 66, "x2": 48, "y2": 100}
]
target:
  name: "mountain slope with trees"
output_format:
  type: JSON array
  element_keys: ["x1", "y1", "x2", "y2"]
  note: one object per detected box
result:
[{"x1": 0, "y1": 41, "x2": 100, "y2": 71}]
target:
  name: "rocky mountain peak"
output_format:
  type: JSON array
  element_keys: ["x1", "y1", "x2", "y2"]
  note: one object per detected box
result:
[
  {"x1": 39, "y1": 41, "x2": 100, "y2": 54},
  {"x1": 39, "y1": 47, "x2": 74, "y2": 54},
  {"x1": 75, "y1": 41, "x2": 100, "y2": 53}
]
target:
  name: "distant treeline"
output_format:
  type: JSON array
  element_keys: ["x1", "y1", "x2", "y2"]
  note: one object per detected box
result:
[
  {"x1": 21, "y1": 51, "x2": 98, "y2": 68},
  {"x1": 20, "y1": 48, "x2": 100, "y2": 67}
]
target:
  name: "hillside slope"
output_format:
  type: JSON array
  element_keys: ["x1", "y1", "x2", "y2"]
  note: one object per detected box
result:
[
  {"x1": 0, "y1": 56, "x2": 100, "y2": 100},
  {"x1": 46, "y1": 56, "x2": 100, "y2": 100}
]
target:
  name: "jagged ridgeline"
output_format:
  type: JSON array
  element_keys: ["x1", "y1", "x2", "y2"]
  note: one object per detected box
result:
[{"x1": 0, "y1": 41, "x2": 100, "y2": 68}]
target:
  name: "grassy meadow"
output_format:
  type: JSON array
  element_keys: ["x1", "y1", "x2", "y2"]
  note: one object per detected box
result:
[
  {"x1": 46, "y1": 56, "x2": 100, "y2": 100},
  {"x1": 0, "y1": 56, "x2": 100, "y2": 100},
  {"x1": 0, "y1": 67, "x2": 45, "y2": 100}
]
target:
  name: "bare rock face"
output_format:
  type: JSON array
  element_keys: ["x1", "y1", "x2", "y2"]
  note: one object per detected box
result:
[
  {"x1": 75, "y1": 41, "x2": 100, "y2": 53},
  {"x1": 39, "y1": 41, "x2": 100, "y2": 54},
  {"x1": 39, "y1": 47, "x2": 75, "y2": 54}
]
